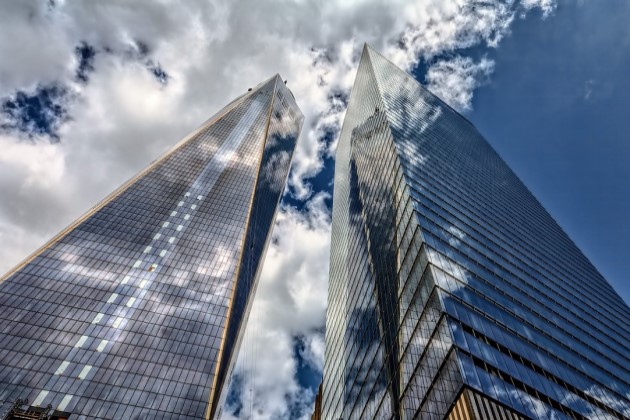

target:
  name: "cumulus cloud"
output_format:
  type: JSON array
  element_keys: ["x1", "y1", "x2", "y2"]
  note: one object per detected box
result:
[
  {"x1": 224, "y1": 193, "x2": 330, "y2": 419},
  {"x1": 0, "y1": 0, "x2": 558, "y2": 417},
  {"x1": 521, "y1": 0, "x2": 557, "y2": 17},
  {"x1": 382, "y1": 0, "x2": 514, "y2": 69},
  {"x1": 426, "y1": 55, "x2": 495, "y2": 111}
]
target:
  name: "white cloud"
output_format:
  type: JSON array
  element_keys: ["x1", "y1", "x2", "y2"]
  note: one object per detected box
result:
[
  {"x1": 584, "y1": 78, "x2": 594, "y2": 100},
  {"x1": 426, "y1": 55, "x2": 495, "y2": 111},
  {"x1": 299, "y1": 333, "x2": 326, "y2": 373},
  {"x1": 521, "y1": 0, "x2": 557, "y2": 17},
  {"x1": 0, "y1": 0, "x2": 558, "y2": 418},
  {"x1": 224, "y1": 193, "x2": 330, "y2": 419},
  {"x1": 383, "y1": 0, "x2": 514, "y2": 69}
]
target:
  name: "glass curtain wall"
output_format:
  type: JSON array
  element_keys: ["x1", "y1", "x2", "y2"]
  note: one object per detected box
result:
[
  {"x1": 322, "y1": 44, "x2": 630, "y2": 420},
  {"x1": 0, "y1": 75, "x2": 303, "y2": 420}
]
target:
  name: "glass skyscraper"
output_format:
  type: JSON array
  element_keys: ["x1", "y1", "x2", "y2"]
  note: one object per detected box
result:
[
  {"x1": 0, "y1": 74, "x2": 303, "y2": 419},
  {"x1": 322, "y1": 44, "x2": 630, "y2": 419}
]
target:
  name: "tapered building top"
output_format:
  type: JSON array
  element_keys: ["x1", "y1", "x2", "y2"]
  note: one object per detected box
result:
[
  {"x1": 0, "y1": 74, "x2": 303, "y2": 419},
  {"x1": 323, "y1": 44, "x2": 630, "y2": 419}
]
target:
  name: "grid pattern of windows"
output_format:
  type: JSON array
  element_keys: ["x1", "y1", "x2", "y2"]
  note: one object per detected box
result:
[
  {"x1": 0, "y1": 74, "x2": 303, "y2": 420},
  {"x1": 323, "y1": 44, "x2": 630, "y2": 419}
]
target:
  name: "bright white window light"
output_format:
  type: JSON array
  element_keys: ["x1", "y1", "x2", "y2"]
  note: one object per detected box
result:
[
  {"x1": 75, "y1": 336, "x2": 88, "y2": 348},
  {"x1": 96, "y1": 340, "x2": 108, "y2": 352},
  {"x1": 78, "y1": 365, "x2": 92, "y2": 380},
  {"x1": 92, "y1": 313, "x2": 104, "y2": 324},
  {"x1": 107, "y1": 294, "x2": 118, "y2": 304},
  {"x1": 58, "y1": 395, "x2": 73, "y2": 411},
  {"x1": 55, "y1": 361, "x2": 70, "y2": 375},
  {"x1": 33, "y1": 390, "x2": 49, "y2": 406}
]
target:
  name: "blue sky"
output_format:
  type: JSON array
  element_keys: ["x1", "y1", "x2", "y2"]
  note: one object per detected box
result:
[
  {"x1": 467, "y1": 0, "x2": 630, "y2": 304},
  {"x1": 0, "y1": 1, "x2": 627, "y2": 419}
]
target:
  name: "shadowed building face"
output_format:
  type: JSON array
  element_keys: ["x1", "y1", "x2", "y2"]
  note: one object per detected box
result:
[
  {"x1": 321, "y1": 44, "x2": 630, "y2": 419},
  {"x1": 0, "y1": 74, "x2": 303, "y2": 420}
]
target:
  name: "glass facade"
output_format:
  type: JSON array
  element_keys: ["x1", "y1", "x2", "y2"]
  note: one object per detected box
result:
[
  {"x1": 322, "y1": 44, "x2": 630, "y2": 419},
  {"x1": 0, "y1": 74, "x2": 303, "y2": 419}
]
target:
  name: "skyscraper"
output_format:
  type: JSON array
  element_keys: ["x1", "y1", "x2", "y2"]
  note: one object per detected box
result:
[
  {"x1": 322, "y1": 44, "x2": 630, "y2": 419},
  {"x1": 0, "y1": 74, "x2": 303, "y2": 419}
]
